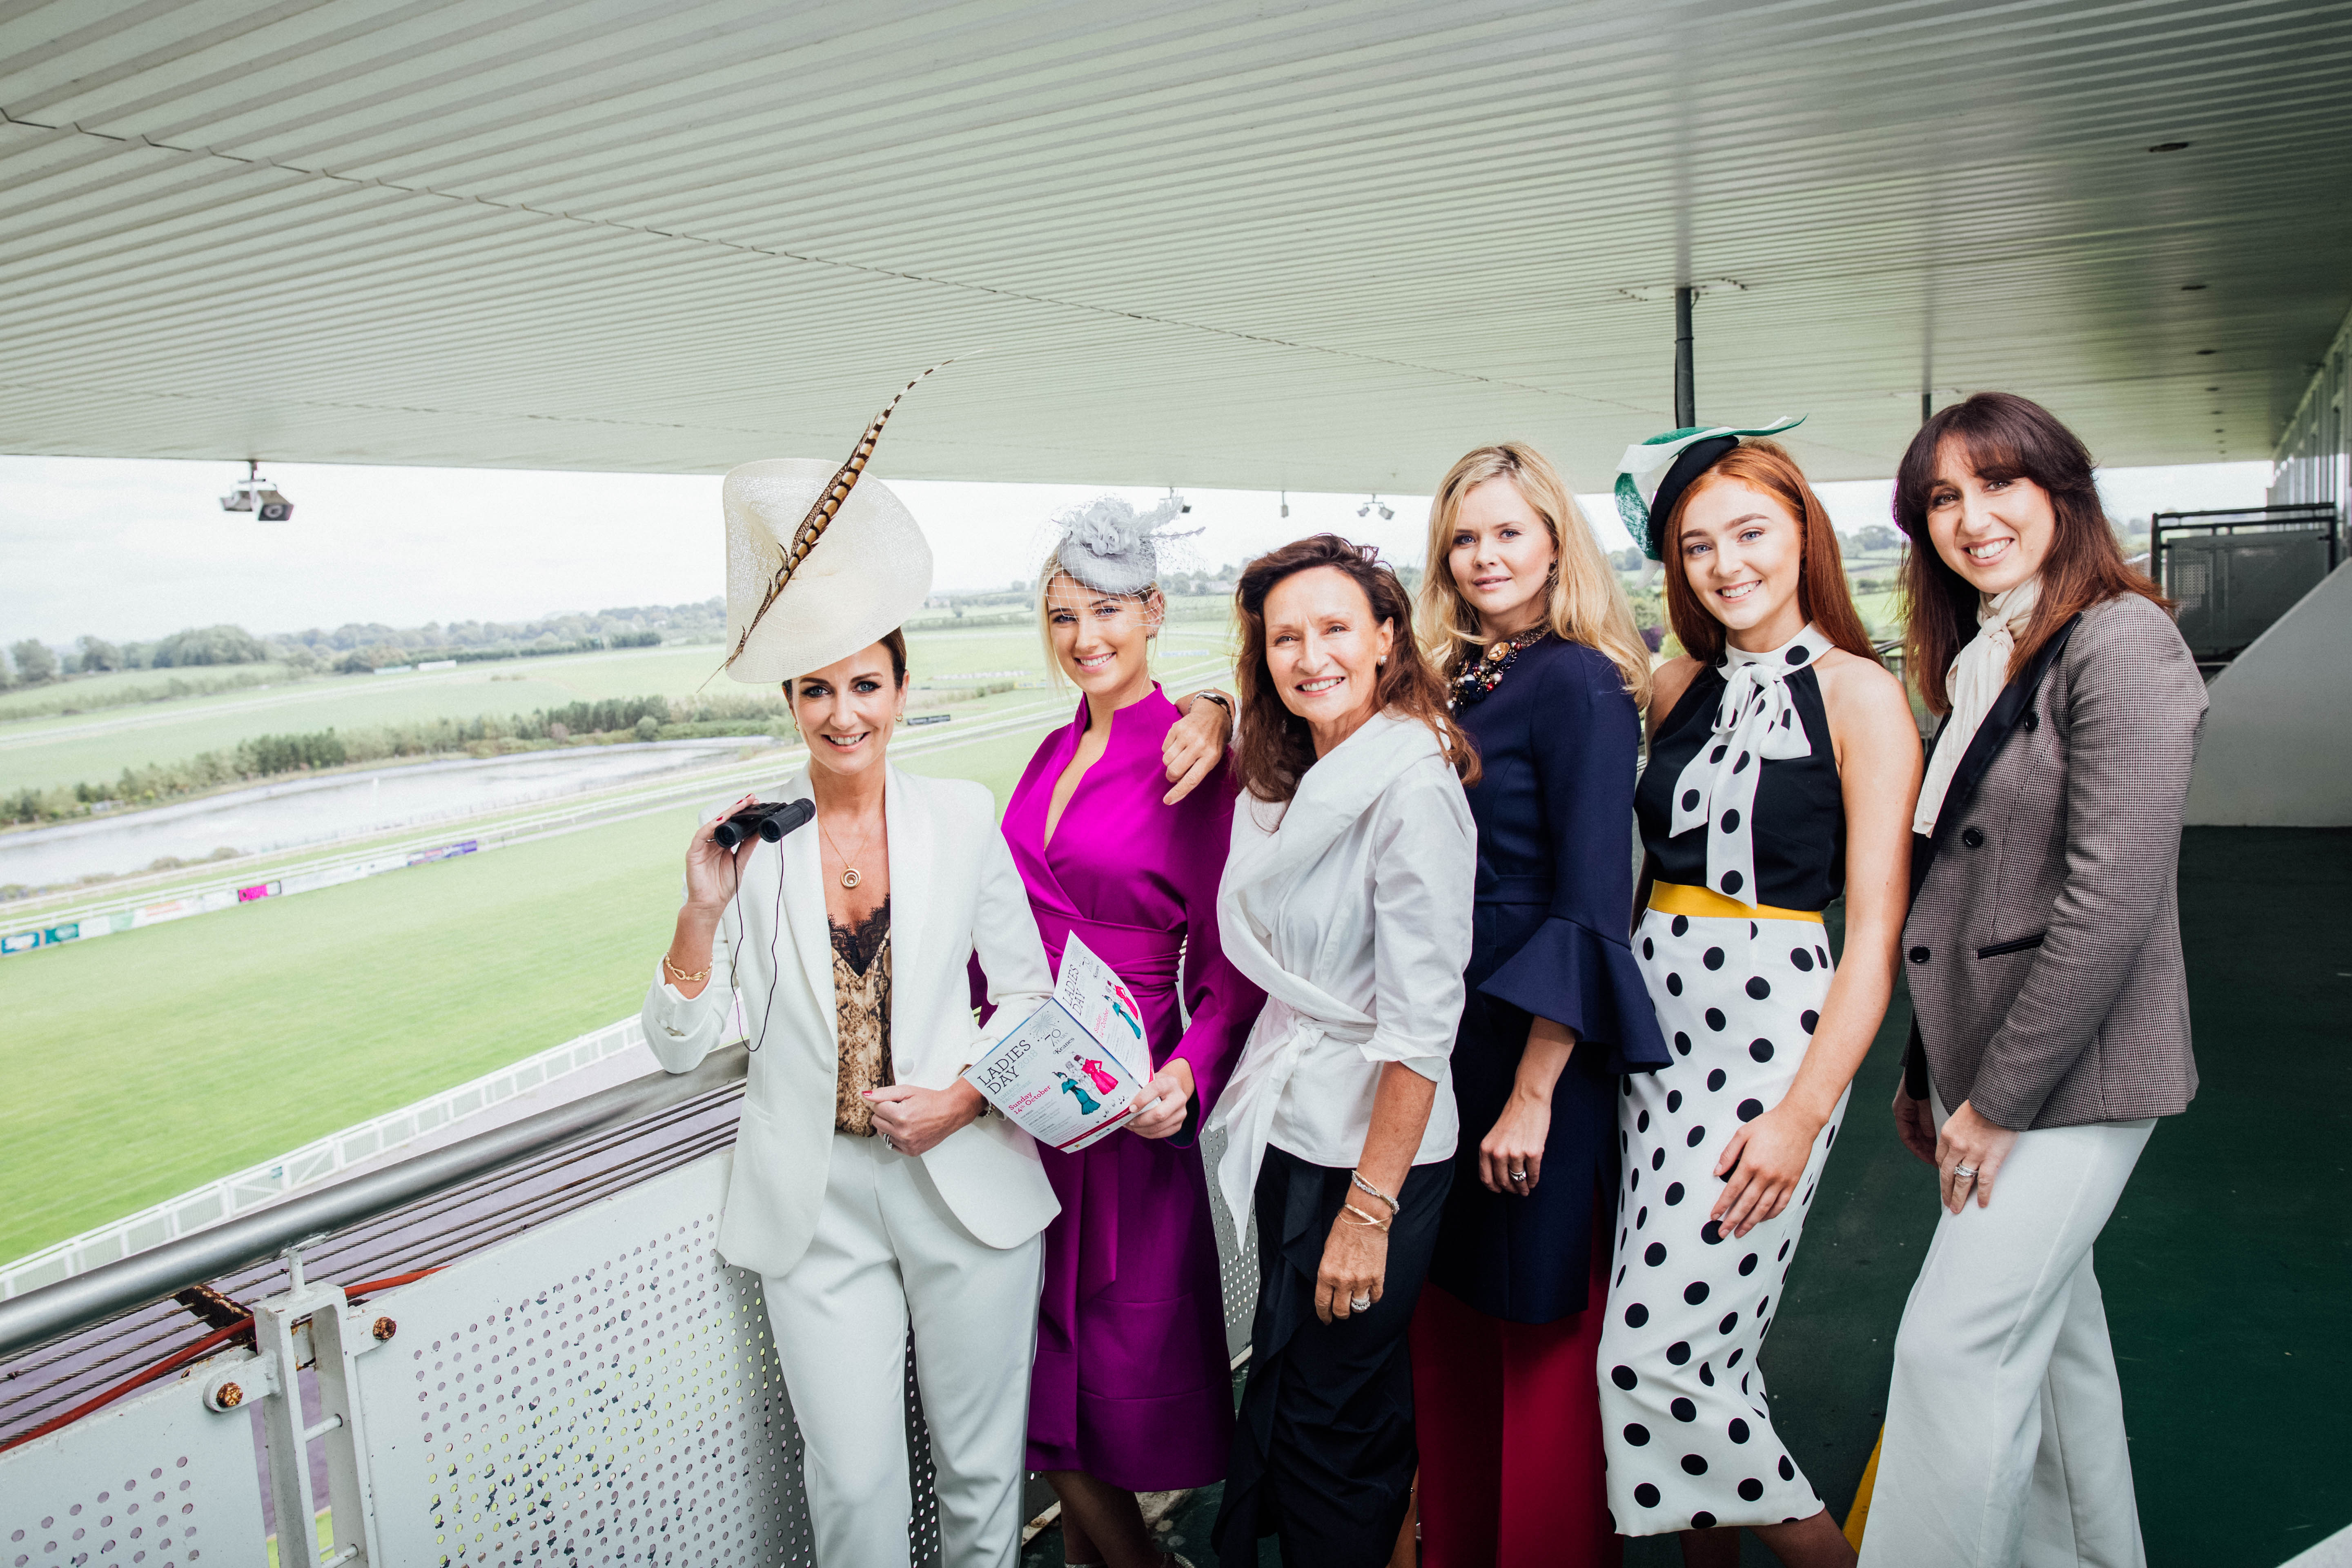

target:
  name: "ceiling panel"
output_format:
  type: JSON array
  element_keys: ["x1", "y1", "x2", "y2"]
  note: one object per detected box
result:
[{"x1": 0, "y1": 0, "x2": 2346, "y2": 492}]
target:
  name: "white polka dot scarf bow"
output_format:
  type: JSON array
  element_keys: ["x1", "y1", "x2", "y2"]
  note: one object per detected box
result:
[{"x1": 1667, "y1": 624, "x2": 1833, "y2": 905}]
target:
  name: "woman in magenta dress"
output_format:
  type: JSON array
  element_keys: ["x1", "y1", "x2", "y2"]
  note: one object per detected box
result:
[{"x1": 983, "y1": 496, "x2": 1261, "y2": 1568}]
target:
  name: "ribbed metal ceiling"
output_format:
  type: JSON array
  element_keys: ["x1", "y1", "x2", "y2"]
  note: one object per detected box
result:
[{"x1": 2, "y1": 0, "x2": 2347, "y2": 491}]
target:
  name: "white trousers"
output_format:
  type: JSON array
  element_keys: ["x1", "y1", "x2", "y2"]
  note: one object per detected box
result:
[
  {"x1": 761, "y1": 1133, "x2": 1044, "y2": 1568},
  {"x1": 1860, "y1": 1097, "x2": 2154, "y2": 1568}
]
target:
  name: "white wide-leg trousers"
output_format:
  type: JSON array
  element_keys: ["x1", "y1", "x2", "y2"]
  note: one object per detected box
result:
[
  {"x1": 761, "y1": 1132, "x2": 1045, "y2": 1568},
  {"x1": 1860, "y1": 1097, "x2": 2154, "y2": 1568}
]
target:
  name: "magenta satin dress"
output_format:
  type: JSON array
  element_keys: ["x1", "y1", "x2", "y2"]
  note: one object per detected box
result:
[{"x1": 982, "y1": 687, "x2": 1265, "y2": 1490}]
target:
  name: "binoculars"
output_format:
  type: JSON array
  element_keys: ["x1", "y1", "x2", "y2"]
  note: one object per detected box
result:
[{"x1": 713, "y1": 797, "x2": 816, "y2": 851}]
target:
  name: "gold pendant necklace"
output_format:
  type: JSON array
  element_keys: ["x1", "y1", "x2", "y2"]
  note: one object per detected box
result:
[{"x1": 820, "y1": 811, "x2": 880, "y2": 890}]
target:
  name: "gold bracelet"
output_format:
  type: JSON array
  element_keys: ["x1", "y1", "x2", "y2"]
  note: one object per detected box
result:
[
  {"x1": 661, "y1": 953, "x2": 711, "y2": 986},
  {"x1": 1340, "y1": 1203, "x2": 1392, "y2": 1232},
  {"x1": 1349, "y1": 1169, "x2": 1400, "y2": 1215}
]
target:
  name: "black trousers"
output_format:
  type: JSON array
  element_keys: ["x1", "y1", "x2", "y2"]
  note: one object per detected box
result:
[{"x1": 1212, "y1": 1145, "x2": 1453, "y2": 1568}]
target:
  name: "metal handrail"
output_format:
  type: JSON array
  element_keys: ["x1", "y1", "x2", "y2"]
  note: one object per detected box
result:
[
  {"x1": 2152, "y1": 502, "x2": 2341, "y2": 595},
  {"x1": 2149, "y1": 503, "x2": 2339, "y2": 519},
  {"x1": 0, "y1": 1045, "x2": 750, "y2": 1363}
]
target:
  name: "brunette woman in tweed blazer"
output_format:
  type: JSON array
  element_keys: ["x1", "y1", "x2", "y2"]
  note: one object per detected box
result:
[{"x1": 1859, "y1": 393, "x2": 2205, "y2": 1568}]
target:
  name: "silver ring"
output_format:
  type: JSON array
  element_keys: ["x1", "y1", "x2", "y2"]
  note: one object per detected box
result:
[
  {"x1": 1951, "y1": 1164, "x2": 1977, "y2": 1179},
  {"x1": 1508, "y1": 1169, "x2": 1528, "y2": 1182},
  {"x1": 1348, "y1": 1295, "x2": 1372, "y2": 1313}
]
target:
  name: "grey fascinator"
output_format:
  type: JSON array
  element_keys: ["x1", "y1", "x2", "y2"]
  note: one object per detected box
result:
[{"x1": 1051, "y1": 495, "x2": 1202, "y2": 597}]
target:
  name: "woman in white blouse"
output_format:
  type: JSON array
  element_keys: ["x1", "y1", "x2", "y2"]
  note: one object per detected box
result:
[{"x1": 1207, "y1": 534, "x2": 1480, "y2": 1568}]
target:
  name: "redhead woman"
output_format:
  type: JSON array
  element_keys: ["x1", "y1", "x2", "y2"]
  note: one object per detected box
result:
[
  {"x1": 1860, "y1": 394, "x2": 2205, "y2": 1568},
  {"x1": 1207, "y1": 535, "x2": 1479, "y2": 1568},
  {"x1": 1409, "y1": 443, "x2": 1670, "y2": 1568},
  {"x1": 643, "y1": 456, "x2": 1058, "y2": 1568},
  {"x1": 1597, "y1": 427, "x2": 1920, "y2": 1568},
  {"x1": 982, "y1": 497, "x2": 1263, "y2": 1568}
]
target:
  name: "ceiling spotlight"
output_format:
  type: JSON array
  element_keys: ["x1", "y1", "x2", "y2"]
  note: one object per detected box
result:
[
  {"x1": 1166, "y1": 485, "x2": 1191, "y2": 515},
  {"x1": 2147, "y1": 141, "x2": 2191, "y2": 153},
  {"x1": 220, "y1": 459, "x2": 294, "y2": 522},
  {"x1": 1280, "y1": 489, "x2": 1290, "y2": 519},
  {"x1": 1617, "y1": 278, "x2": 1747, "y2": 303},
  {"x1": 1358, "y1": 494, "x2": 1394, "y2": 521}
]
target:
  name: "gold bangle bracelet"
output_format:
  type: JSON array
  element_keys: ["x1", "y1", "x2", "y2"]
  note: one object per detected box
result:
[
  {"x1": 1341, "y1": 1203, "x2": 1392, "y2": 1232},
  {"x1": 1349, "y1": 1169, "x2": 1400, "y2": 1215}
]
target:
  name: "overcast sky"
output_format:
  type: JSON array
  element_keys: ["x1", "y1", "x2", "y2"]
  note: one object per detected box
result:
[{"x1": 0, "y1": 453, "x2": 2271, "y2": 646}]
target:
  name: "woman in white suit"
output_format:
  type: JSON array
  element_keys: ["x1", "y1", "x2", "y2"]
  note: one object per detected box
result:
[{"x1": 642, "y1": 452, "x2": 1059, "y2": 1568}]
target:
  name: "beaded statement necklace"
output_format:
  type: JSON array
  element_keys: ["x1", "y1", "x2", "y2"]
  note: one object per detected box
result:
[{"x1": 1448, "y1": 625, "x2": 1551, "y2": 708}]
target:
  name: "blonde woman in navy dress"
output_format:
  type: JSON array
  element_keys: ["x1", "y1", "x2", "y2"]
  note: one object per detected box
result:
[
  {"x1": 1597, "y1": 428, "x2": 1920, "y2": 1568},
  {"x1": 1410, "y1": 442, "x2": 1670, "y2": 1568}
]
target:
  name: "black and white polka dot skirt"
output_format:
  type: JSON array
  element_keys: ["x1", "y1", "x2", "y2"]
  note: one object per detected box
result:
[{"x1": 1597, "y1": 903, "x2": 1850, "y2": 1535}]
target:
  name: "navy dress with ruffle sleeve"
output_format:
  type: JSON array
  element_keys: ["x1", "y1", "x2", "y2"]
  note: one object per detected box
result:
[{"x1": 1427, "y1": 633, "x2": 1670, "y2": 1323}]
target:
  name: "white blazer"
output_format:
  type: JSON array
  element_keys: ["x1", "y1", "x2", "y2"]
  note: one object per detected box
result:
[{"x1": 641, "y1": 763, "x2": 1060, "y2": 1278}]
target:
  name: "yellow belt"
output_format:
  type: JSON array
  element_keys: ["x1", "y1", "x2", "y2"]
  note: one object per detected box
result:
[{"x1": 1648, "y1": 880, "x2": 1824, "y2": 925}]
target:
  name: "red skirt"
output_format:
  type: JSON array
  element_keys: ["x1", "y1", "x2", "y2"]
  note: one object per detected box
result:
[{"x1": 1409, "y1": 1209, "x2": 1621, "y2": 1567}]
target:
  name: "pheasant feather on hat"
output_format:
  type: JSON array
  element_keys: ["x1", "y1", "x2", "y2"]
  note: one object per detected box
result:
[{"x1": 713, "y1": 365, "x2": 945, "y2": 687}]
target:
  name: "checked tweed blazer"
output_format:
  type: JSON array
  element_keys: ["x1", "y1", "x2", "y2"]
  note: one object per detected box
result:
[{"x1": 1902, "y1": 591, "x2": 2207, "y2": 1131}]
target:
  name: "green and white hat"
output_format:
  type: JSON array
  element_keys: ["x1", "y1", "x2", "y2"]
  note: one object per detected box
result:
[{"x1": 1614, "y1": 415, "x2": 1806, "y2": 559}]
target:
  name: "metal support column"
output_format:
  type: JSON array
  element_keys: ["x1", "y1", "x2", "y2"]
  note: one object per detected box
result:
[
  {"x1": 205, "y1": 1246, "x2": 390, "y2": 1567},
  {"x1": 1674, "y1": 286, "x2": 1696, "y2": 428}
]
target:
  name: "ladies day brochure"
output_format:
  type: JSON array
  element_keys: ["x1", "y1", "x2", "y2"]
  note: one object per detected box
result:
[{"x1": 962, "y1": 933, "x2": 1157, "y2": 1152}]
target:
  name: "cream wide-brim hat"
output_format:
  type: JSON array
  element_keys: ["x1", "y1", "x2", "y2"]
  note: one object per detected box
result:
[{"x1": 721, "y1": 458, "x2": 935, "y2": 684}]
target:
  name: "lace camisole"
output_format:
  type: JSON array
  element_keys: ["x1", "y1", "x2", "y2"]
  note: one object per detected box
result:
[{"x1": 830, "y1": 897, "x2": 894, "y2": 1136}]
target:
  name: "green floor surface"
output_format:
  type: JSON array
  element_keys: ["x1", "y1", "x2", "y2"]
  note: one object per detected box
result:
[{"x1": 1028, "y1": 828, "x2": 2349, "y2": 1567}]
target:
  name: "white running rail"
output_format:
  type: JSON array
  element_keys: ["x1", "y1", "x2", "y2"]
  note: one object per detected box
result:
[{"x1": 0, "y1": 1014, "x2": 645, "y2": 1301}]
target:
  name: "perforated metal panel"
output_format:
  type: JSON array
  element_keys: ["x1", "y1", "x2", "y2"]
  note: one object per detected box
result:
[
  {"x1": 2, "y1": 1118, "x2": 1257, "y2": 1566},
  {"x1": 0, "y1": 1362, "x2": 267, "y2": 1568},
  {"x1": 357, "y1": 1151, "x2": 813, "y2": 1568}
]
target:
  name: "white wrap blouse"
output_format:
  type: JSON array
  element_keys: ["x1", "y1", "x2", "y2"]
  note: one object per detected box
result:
[{"x1": 1209, "y1": 711, "x2": 1479, "y2": 1224}]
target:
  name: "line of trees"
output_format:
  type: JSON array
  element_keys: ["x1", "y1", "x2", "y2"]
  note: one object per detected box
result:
[
  {"x1": 0, "y1": 599, "x2": 726, "y2": 690},
  {"x1": 3, "y1": 624, "x2": 277, "y2": 686}
]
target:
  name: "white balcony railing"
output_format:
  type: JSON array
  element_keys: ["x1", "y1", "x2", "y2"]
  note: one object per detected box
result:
[{"x1": 0, "y1": 1047, "x2": 1258, "y2": 1568}]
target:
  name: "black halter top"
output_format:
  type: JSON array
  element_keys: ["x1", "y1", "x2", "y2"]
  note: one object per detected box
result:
[{"x1": 1635, "y1": 661, "x2": 1847, "y2": 913}]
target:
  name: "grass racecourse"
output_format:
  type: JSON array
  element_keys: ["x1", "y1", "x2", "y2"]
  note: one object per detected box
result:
[
  {"x1": 0, "y1": 615, "x2": 1237, "y2": 1262},
  {"x1": 0, "y1": 718, "x2": 1055, "y2": 1261}
]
